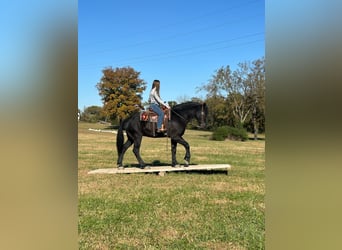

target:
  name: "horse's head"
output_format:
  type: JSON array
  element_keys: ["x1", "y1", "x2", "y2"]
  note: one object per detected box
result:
[{"x1": 196, "y1": 103, "x2": 208, "y2": 129}]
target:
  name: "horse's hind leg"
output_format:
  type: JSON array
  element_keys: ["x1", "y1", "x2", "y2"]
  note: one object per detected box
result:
[
  {"x1": 117, "y1": 139, "x2": 133, "y2": 168},
  {"x1": 132, "y1": 135, "x2": 146, "y2": 169}
]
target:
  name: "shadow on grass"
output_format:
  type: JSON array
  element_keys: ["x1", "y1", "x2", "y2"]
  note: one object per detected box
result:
[
  {"x1": 123, "y1": 161, "x2": 228, "y2": 175},
  {"x1": 248, "y1": 137, "x2": 265, "y2": 141}
]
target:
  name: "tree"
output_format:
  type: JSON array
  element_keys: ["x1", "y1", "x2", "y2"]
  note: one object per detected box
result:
[
  {"x1": 168, "y1": 100, "x2": 177, "y2": 108},
  {"x1": 227, "y1": 62, "x2": 254, "y2": 126},
  {"x1": 96, "y1": 66, "x2": 146, "y2": 121},
  {"x1": 248, "y1": 57, "x2": 265, "y2": 139},
  {"x1": 205, "y1": 96, "x2": 228, "y2": 128},
  {"x1": 198, "y1": 57, "x2": 265, "y2": 134},
  {"x1": 197, "y1": 66, "x2": 231, "y2": 128},
  {"x1": 201, "y1": 64, "x2": 252, "y2": 127},
  {"x1": 80, "y1": 105, "x2": 106, "y2": 123},
  {"x1": 197, "y1": 66, "x2": 231, "y2": 98}
]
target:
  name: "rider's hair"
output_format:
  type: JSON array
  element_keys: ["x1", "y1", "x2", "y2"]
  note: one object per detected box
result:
[{"x1": 152, "y1": 79, "x2": 160, "y2": 96}]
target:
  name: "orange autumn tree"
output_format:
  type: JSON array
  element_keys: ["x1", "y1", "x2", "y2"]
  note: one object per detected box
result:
[{"x1": 96, "y1": 66, "x2": 146, "y2": 121}]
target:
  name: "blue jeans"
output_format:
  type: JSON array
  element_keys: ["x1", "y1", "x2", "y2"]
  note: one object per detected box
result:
[{"x1": 150, "y1": 103, "x2": 164, "y2": 129}]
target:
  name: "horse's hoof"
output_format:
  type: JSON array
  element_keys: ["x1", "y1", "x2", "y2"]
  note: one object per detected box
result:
[
  {"x1": 172, "y1": 161, "x2": 180, "y2": 167},
  {"x1": 184, "y1": 160, "x2": 189, "y2": 167},
  {"x1": 117, "y1": 165, "x2": 124, "y2": 170}
]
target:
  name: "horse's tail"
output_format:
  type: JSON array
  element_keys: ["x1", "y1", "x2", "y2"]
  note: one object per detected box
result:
[{"x1": 116, "y1": 119, "x2": 124, "y2": 155}]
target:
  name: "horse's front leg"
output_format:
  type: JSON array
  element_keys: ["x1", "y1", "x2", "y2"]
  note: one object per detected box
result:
[
  {"x1": 171, "y1": 139, "x2": 179, "y2": 167},
  {"x1": 181, "y1": 137, "x2": 190, "y2": 167},
  {"x1": 173, "y1": 136, "x2": 190, "y2": 167}
]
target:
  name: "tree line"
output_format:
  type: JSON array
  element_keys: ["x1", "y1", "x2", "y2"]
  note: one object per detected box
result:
[
  {"x1": 199, "y1": 57, "x2": 265, "y2": 138},
  {"x1": 79, "y1": 57, "x2": 265, "y2": 137}
]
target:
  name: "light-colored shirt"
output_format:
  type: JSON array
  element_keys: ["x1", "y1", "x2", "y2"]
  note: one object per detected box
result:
[{"x1": 149, "y1": 87, "x2": 169, "y2": 108}]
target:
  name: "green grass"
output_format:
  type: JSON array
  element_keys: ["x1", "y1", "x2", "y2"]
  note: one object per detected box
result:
[{"x1": 78, "y1": 122, "x2": 265, "y2": 249}]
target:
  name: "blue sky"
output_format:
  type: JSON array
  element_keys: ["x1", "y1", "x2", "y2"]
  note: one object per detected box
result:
[{"x1": 78, "y1": 0, "x2": 264, "y2": 109}]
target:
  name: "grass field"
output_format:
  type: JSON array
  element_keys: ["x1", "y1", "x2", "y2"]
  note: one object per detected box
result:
[{"x1": 78, "y1": 122, "x2": 265, "y2": 249}]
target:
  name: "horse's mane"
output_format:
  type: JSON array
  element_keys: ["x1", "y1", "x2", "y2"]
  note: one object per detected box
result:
[{"x1": 172, "y1": 101, "x2": 202, "y2": 111}]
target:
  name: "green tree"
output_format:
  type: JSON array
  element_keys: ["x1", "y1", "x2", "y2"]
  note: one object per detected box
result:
[
  {"x1": 197, "y1": 66, "x2": 231, "y2": 128},
  {"x1": 96, "y1": 66, "x2": 146, "y2": 121},
  {"x1": 198, "y1": 57, "x2": 265, "y2": 134},
  {"x1": 81, "y1": 105, "x2": 106, "y2": 123},
  {"x1": 168, "y1": 101, "x2": 177, "y2": 108},
  {"x1": 248, "y1": 57, "x2": 265, "y2": 139},
  {"x1": 200, "y1": 64, "x2": 251, "y2": 127},
  {"x1": 227, "y1": 62, "x2": 253, "y2": 125},
  {"x1": 197, "y1": 66, "x2": 231, "y2": 98},
  {"x1": 205, "y1": 96, "x2": 228, "y2": 129}
]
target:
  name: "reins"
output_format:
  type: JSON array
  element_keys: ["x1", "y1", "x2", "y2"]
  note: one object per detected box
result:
[
  {"x1": 171, "y1": 109, "x2": 186, "y2": 121},
  {"x1": 170, "y1": 103, "x2": 205, "y2": 129}
]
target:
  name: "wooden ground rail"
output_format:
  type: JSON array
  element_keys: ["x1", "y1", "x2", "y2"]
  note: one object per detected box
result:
[{"x1": 88, "y1": 164, "x2": 231, "y2": 176}]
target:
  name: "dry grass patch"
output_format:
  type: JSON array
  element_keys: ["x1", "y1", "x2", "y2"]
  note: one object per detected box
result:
[
  {"x1": 160, "y1": 227, "x2": 180, "y2": 241},
  {"x1": 211, "y1": 198, "x2": 230, "y2": 205},
  {"x1": 202, "y1": 241, "x2": 247, "y2": 250},
  {"x1": 198, "y1": 178, "x2": 264, "y2": 195}
]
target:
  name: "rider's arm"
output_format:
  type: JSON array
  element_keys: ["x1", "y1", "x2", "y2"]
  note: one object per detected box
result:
[{"x1": 152, "y1": 88, "x2": 169, "y2": 108}]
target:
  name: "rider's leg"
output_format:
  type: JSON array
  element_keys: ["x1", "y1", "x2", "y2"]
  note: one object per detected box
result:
[{"x1": 150, "y1": 103, "x2": 164, "y2": 130}]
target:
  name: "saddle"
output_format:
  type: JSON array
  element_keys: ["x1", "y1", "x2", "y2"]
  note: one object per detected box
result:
[{"x1": 140, "y1": 107, "x2": 171, "y2": 132}]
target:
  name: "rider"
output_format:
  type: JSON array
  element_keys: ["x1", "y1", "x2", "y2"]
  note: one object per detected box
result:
[{"x1": 148, "y1": 79, "x2": 170, "y2": 132}]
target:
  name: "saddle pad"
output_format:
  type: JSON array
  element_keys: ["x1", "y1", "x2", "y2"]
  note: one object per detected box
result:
[{"x1": 140, "y1": 111, "x2": 158, "y2": 122}]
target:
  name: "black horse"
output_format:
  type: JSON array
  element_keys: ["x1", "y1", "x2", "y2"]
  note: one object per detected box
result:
[{"x1": 116, "y1": 102, "x2": 208, "y2": 169}]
